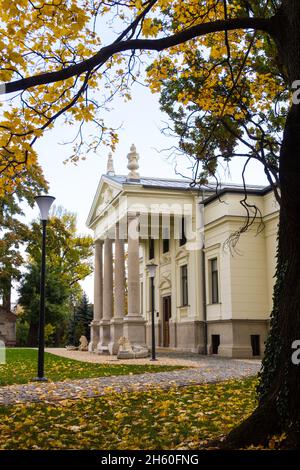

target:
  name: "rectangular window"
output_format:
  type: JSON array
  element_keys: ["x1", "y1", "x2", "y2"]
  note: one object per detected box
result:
[
  {"x1": 180, "y1": 264, "x2": 188, "y2": 306},
  {"x1": 210, "y1": 258, "x2": 219, "y2": 304},
  {"x1": 251, "y1": 335, "x2": 260, "y2": 356},
  {"x1": 163, "y1": 238, "x2": 169, "y2": 253},
  {"x1": 179, "y1": 217, "x2": 187, "y2": 246},
  {"x1": 162, "y1": 226, "x2": 170, "y2": 253},
  {"x1": 149, "y1": 238, "x2": 155, "y2": 260}
]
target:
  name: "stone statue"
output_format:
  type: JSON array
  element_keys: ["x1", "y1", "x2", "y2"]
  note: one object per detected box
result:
[
  {"x1": 117, "y1": 336, "x2": 134, "y2": 358},
  {"x1": 78, "y1": 335, "x2": 89, "y2": 351},
  {"x1": 127, "y1": 144, "x2": 140, "y2": 180},
  {"x1": 132, "y1": 344, "x2": 149, "y2": 359},
  {"x1": 106, "y1": 151, "x2": 115, "y2": 176},
  {"x1": 117, "y1": 336, "x2": 149, "y2": 359},
  {"x1": 118, "y1": 336, "x2": 133, "y2": 352}
]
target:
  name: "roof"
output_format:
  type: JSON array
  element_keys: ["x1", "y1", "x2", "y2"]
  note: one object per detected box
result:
[
  {"x1": 105, "y1": 174, "x2": 268, "y2": 195},
  {"x1": 203, "y1": 184, "x2": 273, "y2": 205},
  {"x1": 104, "y1": 174, "x2": 197, "y2": 191},
  {"x1": 87, "y1": 172, "x2": 271, "y2": 227}
]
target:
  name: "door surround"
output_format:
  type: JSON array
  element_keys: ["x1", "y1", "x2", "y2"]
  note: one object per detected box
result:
[{"x1": 162, "y1": 295, "x2": 171, "y2": 347}]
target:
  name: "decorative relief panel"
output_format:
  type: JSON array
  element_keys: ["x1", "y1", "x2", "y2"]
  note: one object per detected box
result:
[{"x1": 96, "y1": 186, "x2": 114, "y2": 217}]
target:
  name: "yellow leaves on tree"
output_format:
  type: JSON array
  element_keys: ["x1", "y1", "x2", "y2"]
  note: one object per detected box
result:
[
  {"x1": 0, "y1": 0, "x2": 285, "y2": 193},
  {"x1": 0, "y1": 0, "x2": 113, "y2": 193},
  {"x1": 147, "y1": 26, "x2": 284, "y2": 122}
]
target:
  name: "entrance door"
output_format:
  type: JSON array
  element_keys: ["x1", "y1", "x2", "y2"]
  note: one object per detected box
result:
[
  {"x1": 211, "y1": 335, "x2": 220, "y2": 354},
  {"x1": 162, "y1": 296, "x2": 171, "y2": 347}
]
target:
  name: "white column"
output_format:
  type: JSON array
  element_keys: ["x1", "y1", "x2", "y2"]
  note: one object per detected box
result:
[
  {"x1": 89, "y1": 240, "x2": 103, "y2": 352},
  {"x1": 123, "y1": 214, "x2": 146, "y2": 346},
  {"x1": 98, "y1": 237, "x2": 113, "y2": 353},
  {"x1": 114, "y1": 223, "x2": 125, "y2": 317},
  {"x1": 109, "y1": 223, "x2": 125, "y2": 354},
  {"x1": 103, "y1": 237, "x2": 113, "y2": 320},
  {"x1": 127, "y1": 214, "x2": 140, "y2": 316}
]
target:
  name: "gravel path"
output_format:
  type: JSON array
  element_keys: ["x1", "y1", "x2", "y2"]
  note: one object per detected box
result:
[
  {"x1": 0, "y1": 357, "x2": 260, "y2": 406},
  {"x1": 45, "y1": 348, "x2": 261, "y2": 367},
  {"x1": 45, "y1": 348, "x2": 212, "y2": 367}
]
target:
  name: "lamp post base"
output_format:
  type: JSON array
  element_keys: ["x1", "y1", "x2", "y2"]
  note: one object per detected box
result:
[
  {"x1": 150, "y1": 358, "x2": 157, "y2": 361},
  {"x1": 33, "y1": 377, "x2": 48, "y2": 382}
]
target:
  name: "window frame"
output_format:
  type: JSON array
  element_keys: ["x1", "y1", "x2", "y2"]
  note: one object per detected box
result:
[
  {"x1": 251, "y1": 335, "x2": 261, "y2": 356},
  {"x1": 149, "y1": 238, "x2": 155, "y2": 260},
  {"x1": 180, "y1": 264, "x2": 188, "y2": 307},
  {"x1": 210, "y1": 258, "x2": 219, "y2": 304},
  {"x1": 162, "y1": 237, "x2": 170, "y2": 253}
]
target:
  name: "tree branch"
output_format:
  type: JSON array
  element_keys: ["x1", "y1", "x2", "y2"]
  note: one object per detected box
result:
[{"x1": 3, "y1": 17, "x2": 273, "y2": 95}]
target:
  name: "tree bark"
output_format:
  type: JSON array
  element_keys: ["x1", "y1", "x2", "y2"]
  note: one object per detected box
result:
[
  {"x1": 224, "y1": 0, "x2": 300, "y2": 449},
  {"x1": 4, "y1": 17, "x2": 271, "y2": 94},
  {"x1": 2, "y1": 282, "x2": 11, "y2": 312}
]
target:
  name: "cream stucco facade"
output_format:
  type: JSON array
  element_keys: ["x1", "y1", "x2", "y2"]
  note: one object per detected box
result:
[{"x1": 87, "y1": 146, "x2": 279, "y2": 358}]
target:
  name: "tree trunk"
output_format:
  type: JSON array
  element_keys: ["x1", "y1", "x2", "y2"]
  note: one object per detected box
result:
[
  {"x1": 2, "y1": 283, "x2": 11, "y2": 312},
  {"x1": 224, "y1": 0, "x2": 300, "y2": 449}
]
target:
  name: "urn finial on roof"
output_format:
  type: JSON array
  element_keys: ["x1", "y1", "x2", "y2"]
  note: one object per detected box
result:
[
  {"x1": 127, "y1": 144, "x2": 140, "y2": 180},
  {"x1": 106, "y1": 151, "x2": 115, "y2": 176}
]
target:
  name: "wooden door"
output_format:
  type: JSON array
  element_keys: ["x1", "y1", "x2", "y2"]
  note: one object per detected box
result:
[{"x1": 162, "y1": 296, "x2": 171, "y2": 347}]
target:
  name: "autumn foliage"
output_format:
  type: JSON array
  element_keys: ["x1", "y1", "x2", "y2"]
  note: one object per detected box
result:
[
  {"x1": 0, "y1": 1, "x2": 281, "y2": 194},
  {"x1": 2, "y1": 0, "x2": 300, "y2": 448}
]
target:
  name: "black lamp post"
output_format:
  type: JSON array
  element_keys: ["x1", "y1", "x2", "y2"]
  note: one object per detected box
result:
[
  {"x1": 34, "y1": 195, "x2": 55, "y2": 382},
  {"x1": 146, "y1": 262, "x2": 158, "y2": 361}
]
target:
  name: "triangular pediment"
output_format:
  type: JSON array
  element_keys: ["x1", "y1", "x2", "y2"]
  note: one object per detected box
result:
[{"x1": 86, "y1": 176, "x2": 123, "y2": 227}]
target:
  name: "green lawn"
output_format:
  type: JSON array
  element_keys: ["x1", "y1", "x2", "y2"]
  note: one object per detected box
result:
[
  {"x1": 0, "y1": 348, "x2": 185, "y2": 386},
  {"x1": 0, "y1": 377, "x2": 258, "y2": 450}
]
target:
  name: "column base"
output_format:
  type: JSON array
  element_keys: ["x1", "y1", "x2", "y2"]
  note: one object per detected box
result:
[
  {"x1": 218, "y1": 345, "x2": 253, "y2": 358},
  {"x1": 123, "y1": 316, "x2": 146, "y2": 347},
  {"x1": 88, "y1": 321, "x2": 100, "y2": 352},
  {"x1": 175, "y1": 320, "x2": 206, "y2": 353},
  {"x1": 207, "y1": 319, "x2": 269, "y2": 358},
  {"x1": 97, "y1": 319, "x2": 111, "y2": 354},
  {"x1": 108, "y1": 317, "x2": 124, "y2": 355}
]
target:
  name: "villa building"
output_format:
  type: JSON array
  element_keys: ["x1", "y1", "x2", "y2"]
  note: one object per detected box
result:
[
  {"x1": 86, "y1": 145, "x2": 278, "y2": 358},
  {"x1": 0, "y1": 306, "x2": 16, "y2": 346}
]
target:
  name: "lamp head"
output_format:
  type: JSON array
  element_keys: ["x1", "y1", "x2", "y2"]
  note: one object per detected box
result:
[
  {"x1": 146, "y1": 262, "x2": 158, "y2": 278},
  {"x1": 35, "y1": 195, "x2": 55, "y2": 221}
]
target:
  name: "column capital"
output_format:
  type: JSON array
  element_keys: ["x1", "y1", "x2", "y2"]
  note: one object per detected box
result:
[
  {"x1": 94, "y1": 238, "x2": 103, "y2": 248},
  {"x1": 127, "y1": 211, "x2": 140, "y2": 219},
  {"x1": 127, "y1": 213, "x2": 140, "y2": 242}
]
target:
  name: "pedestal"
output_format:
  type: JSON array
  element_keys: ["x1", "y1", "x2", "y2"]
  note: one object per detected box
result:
[
  {"x1": 97, "y1": 319, "x2": 110, "y2": 354},
  {"x1": 108, "y1": 317, "x2": 124, "y2": 355},
  {"x1": 88, "y1": 320, "x2": 100, "y2": 352},
  {"x1": 123, "y1": 316, "x2": 146, "y2": 347}
]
